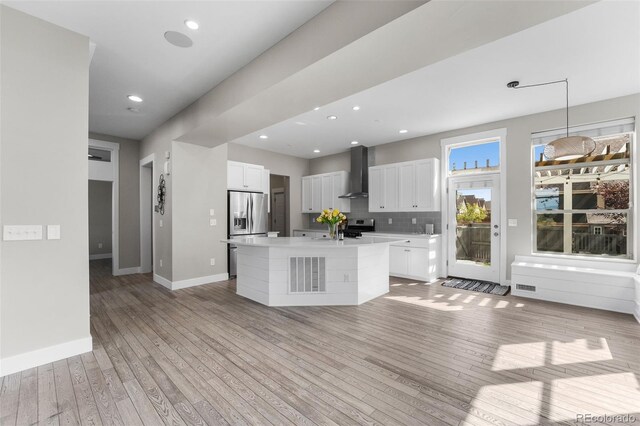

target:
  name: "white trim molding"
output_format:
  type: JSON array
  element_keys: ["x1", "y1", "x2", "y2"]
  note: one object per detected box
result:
[
  {"x1": 153, "y1": 273, "x2": 229, "y2": 290},
  {"x1": 114, "y1": 266, "x2": 141, "y2": 276},
  {"x1": 89, "y1": 253, "x2": 112, "y2": 260},
  {"x1": 0, "y1": 336, "x2": 92, "y2": 377}
]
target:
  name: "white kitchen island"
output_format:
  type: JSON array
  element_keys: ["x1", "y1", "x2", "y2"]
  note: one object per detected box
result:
[{"x1": 221, "y1": 236, "x2": 405, "y2": 306}]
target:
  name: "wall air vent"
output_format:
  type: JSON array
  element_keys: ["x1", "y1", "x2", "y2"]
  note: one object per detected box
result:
[
  {"x1": 290, "y1": 257, "x2": 326, "y2": 293},
  {"x1": 516, "y1": 284, "x2": 536, "y2": 292}
]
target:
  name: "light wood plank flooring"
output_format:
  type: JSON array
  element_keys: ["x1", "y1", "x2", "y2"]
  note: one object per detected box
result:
[{"x1": 2, "y1": 259, "x2": 640, "y2": 425}]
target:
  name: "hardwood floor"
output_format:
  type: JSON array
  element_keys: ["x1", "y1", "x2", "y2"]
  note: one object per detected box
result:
[{"x1": 2, "y1": 260, "x2": 640, "y2": 425}]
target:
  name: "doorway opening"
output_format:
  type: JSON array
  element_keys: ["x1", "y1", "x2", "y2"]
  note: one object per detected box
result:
[
  {"x1": 441, "y1": 129, "x2": 507, "y2": 285},
  {"x1": 88, "y1": 180, "x2": 113, "y2": 266},
  {"x1": 88, "y1": 140, "x2": 119, "y2": 276},
  {"x1": 269, "y1": 174, "x2": 290, "y2": 236},
  {"x1": 140, "y1": 154, "x2": 155, "y2": 274}
]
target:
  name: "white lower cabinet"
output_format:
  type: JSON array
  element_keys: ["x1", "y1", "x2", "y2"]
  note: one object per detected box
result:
[{"x1": 388, "y1": 236, "x2": 440, "y2": 282}]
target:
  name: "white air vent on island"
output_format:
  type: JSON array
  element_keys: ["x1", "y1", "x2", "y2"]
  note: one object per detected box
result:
[{"x1": 290, "y1": 257, "x2": 326, "y2": 293}]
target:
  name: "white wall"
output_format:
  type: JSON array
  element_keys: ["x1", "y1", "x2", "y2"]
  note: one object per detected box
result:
[
  {"x1": 0, "y1": 5, "x2": 90, "y2": 373},
  {"x1": 228, "y1": 144, "x2": 310, "y2": 234},
  {"x1": 172, "y1": 142, "x2": 228, "y2": 282},
  {"x1": 88, "y1": 180, "x2": 112, "y2": 256}
]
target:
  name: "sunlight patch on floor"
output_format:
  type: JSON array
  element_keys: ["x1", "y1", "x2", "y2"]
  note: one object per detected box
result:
[
  {"x1": 551, "y1": 338, "x2": 612, "y2": 365},
  {"x1": 464, "y1": 381, "x2": 543, "y2": 425},
  {"x1": 478, "y1": 297, "x2": 492, "y2": 306},
  {"x1": 495, "y1": 300, "x2": 509, "y2": 308},
  {"x1": 384, "y1": 295, "x2": 463, "y2": 311},
  {"x1": 492, "y1": 342, "x2": 547, "y2": 370},
  {"x1": 549, "y1": 373, "x2": 640, "y2": 422}
]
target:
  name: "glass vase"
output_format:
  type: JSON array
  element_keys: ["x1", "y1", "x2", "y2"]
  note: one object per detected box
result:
[{"x1": 328, "y1": 223, "x2": 338, "y2": 240}]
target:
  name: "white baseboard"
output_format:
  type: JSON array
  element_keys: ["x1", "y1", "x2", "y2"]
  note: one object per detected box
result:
[
  {"x1": 89, "y1": 253, "x2": 112, "y2": 260},
  {"x1": 153, "y1": 273, "x2": 173, "y2": 289},
  {"x1": 153, "y1": 273, "x2": 229, "y2": 290},
  {"x1": 172, "y1": 273, "x2": 229, "y2": 290},
  {"x1": 114, "y1": 266, "x2": 141, "y2": 276},
  {"x1": 0, "y1": 336, "x2": 92, "y2": 377}
]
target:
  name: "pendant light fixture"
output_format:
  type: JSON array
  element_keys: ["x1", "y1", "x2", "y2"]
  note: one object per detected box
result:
[{"x1": 507, "y1": 78, "x2": 596, "y2": 161}]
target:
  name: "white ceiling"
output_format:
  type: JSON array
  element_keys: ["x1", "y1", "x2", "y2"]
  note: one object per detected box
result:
[
  {"x1": 4, "y1": 0, "x2": 333, "y2": 140},
  {"x1": 231, "y1": 1, "x2": 640, "y2": 159}
]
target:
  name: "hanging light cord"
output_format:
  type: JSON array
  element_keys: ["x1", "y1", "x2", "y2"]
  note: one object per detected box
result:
[{"x1": 509, "y1": 78, "x2": 569, "y2": 137}]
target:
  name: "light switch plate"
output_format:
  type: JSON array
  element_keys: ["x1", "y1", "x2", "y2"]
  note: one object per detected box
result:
[
  {"x1": 47, "y1": 225, "x2": 61, "y2": 240},
  {"x1": 209, "y1": 209, "x2": 215, "y2": 216},
  {"x1": 210, "y1": 218, "x2": 217, "y2": 226},
  {"x1": 508, "y1": 219, "x2": 518, "y2": 227},
  {"x1": 388, "y1": 218, "x2": 392, "y2": 224},
  {"x1": 159, "y1": 219, "x2": 163, "y2": 227},
  {"x1": 3, "y1": 225, "x2": 43, "y2": 241},
  {"x1": 411, "y1": 218, "x2": 417, "y2": 225}
]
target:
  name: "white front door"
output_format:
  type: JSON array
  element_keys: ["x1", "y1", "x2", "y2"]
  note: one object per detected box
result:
[{"x1": 447, "y1": 174, "x2": 500, "y2": 282}]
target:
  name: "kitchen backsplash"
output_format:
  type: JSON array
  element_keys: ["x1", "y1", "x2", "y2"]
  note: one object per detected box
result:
[{"x1": 306, "y1": 198, "x2": 442, "y2": 234}]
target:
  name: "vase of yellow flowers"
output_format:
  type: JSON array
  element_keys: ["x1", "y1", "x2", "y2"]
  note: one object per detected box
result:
[{"x1": 316, "y1": 209, "x2": 346, "y2": 240}]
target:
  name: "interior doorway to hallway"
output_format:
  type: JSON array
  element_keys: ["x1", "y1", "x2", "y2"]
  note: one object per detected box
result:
[{"x1": 269, "y1": 174, "x2": 290, "y2": 237}]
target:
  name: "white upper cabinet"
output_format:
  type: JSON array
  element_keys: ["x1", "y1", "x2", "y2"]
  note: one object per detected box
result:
[
  {"x1": 301, "y1": 171, "x2": 350, "y2": 213},
  {"x1": 302, "y1": 177, "x2": 313, "y2": 212},
  {"x1": 228, "y1": 161, "x2": 264, "y2": 192},
  {"x1": 370, "y1": 158, "x2": 439, "y2": 212},
  {"x1": 369, "y1": 165, "x2": 398, "y2": 212}
]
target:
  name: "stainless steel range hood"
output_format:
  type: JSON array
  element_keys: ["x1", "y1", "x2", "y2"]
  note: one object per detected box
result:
[{"x1": 339, "y1": 146, "x2": 369, "y2": 199}]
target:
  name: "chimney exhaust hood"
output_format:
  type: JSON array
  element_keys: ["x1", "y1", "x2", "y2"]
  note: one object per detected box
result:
[{"x1": 339, "y1": 145, "x2": 369, "y2": 199}]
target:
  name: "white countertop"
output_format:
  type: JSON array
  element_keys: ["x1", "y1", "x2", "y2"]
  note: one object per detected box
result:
[
  {"x1": 222, "y1": 236, "x2": 406, "y2": 247},
  {"x1": 293, "y1": 229, "x2": 439, "y2": 238}
]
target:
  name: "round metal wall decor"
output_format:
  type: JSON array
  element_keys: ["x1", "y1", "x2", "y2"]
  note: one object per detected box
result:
[{"x1": 157, "y1": 174, "x2": 166, "y2": 215}]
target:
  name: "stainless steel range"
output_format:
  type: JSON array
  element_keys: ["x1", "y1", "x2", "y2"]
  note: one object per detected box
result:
[{"x1": 344, "y1": 218, "x2": 375, "y2": 238}]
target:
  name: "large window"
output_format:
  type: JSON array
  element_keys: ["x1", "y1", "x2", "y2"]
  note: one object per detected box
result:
[{"x1": 532, "y1": 121, "x2": 634, "y2": 259}]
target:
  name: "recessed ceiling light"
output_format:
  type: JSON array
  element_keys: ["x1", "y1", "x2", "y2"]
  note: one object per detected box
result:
[
  {"x1": 127, "y1": 95, "x2": 143, "y2": 102},
  {"x1": 351, "y1": 141, "x2": 359, "y2": 145},
  {"x1": 352, "y1": 106, "x2": 360, "y2": 111},
  {"x1": 259, "y1": 135, "x2": 268, "y2": 139},
  {"x1": 127, "y1": 107, "x2": 140, "y2": 113},
  {"x1": 313, "y1": 106, "x2": 320, "y2": 111},
  {"x1": 327, "y1": 115, "x2": 337, "y2": 120},
  {"x1": 399, "y1": 129, "x2": 408, "y2": 134},
  {"x1": 313, "y1": 149, "x2": 320, "y2": 153},
  {"x1": 184, "y1": 20, "x2": 199, "y2": 30}
]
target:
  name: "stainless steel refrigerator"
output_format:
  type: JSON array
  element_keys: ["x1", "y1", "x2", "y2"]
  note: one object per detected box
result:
[{"x1": 228, "y1": 191, "x2": 268, "y2": 277}]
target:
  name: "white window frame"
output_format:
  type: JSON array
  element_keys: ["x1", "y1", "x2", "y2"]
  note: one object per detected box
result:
[{"x1": 530, "y1": 118, "x2": 636, "y2": 263}]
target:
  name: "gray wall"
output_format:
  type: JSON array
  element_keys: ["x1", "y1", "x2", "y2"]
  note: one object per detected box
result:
[
  {"x1": 228, "y1": 143, "x2": 309, "y2": 234},
  {"x1": 89, "y1": 132, "x2": 141, "y2": 269},
  {"x1": 172, "y1": 142, "x2": 228, "y2": 282},
  {"x1": 88, "y1": 180, "x2": 112, "y2": 256},
  {"x1": 0, "y1": 6, "x2": 90, "y2": 360},
  {"x1": 308, "y1": 93, "x2": 640, "y2": 278}
]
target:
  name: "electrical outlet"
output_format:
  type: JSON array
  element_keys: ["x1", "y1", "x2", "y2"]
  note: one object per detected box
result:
[
  {"x1": 411, "y1": 218, "x2": 417, "y2": 225},
  {"x1": 209, "y1": 209, "x2": 215, "y2": 216},
  {"x1": 98, "y1": 242, "x2": 103, "y2": 249},
  {"x1": 159, "y1": 259, "x2": 163, "y2": 267},
  {"x1": 343, "y1": 273, "x2": 350, "y2": 282},
  {"x1": 210, "y1": 258, "x2": 215, "y2": 266},
  {"x1": 47, "y1": 225, "x2": 61, "y2": 240},
  {"x1": 210, "y1": 218, "x2": 217, "y2": 226},
  {"x1": 159, "y1": 219, "x2": 163, "y2": 228},
  {"x1": 508, "y1": 219, "x2": 518, "y2": 227},
  {"x1": 388, "y1": 218, "x2": 392, "y2": 224}
]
